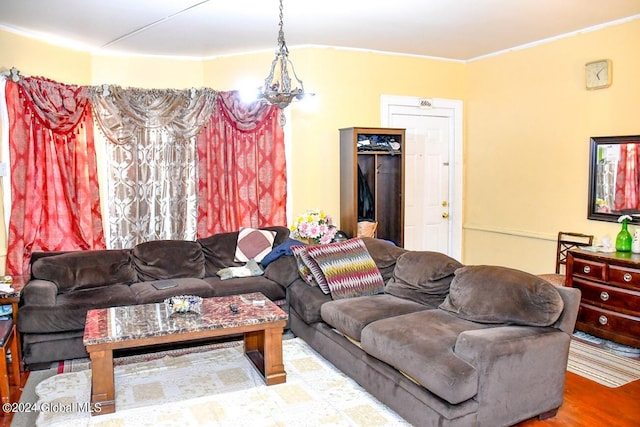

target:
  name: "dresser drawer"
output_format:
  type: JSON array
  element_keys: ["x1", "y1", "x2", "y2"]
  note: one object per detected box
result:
[
  {"x1": 571, "y1": 258, "x2": 606, "y2": 281},
  {"x1": 572, "y1": 279, "x2": 640, "y2": 316},
  {"x1": 577, "y1": 303, "x2": 640, "y2": 347},
  {"x1": 609, "y1": 265, "x2": 640, "y2": 291}
]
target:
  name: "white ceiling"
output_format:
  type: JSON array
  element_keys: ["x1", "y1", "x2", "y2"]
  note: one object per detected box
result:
[{"x1": 1, "y1": 0, "x2": 640, "y2": 61}]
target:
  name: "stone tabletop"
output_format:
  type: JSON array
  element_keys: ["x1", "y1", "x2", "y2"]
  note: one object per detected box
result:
[{"x1": 83, "y1": 292, "x2": 288, "y2": 346}]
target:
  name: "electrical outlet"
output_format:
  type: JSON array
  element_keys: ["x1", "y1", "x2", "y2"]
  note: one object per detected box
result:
[{"x1": 0, "y1": 162, "x2": 7, "y2": 177}]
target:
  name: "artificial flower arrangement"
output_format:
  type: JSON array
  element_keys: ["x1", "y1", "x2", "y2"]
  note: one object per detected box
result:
[{"x1": 290, "y1": 209, "x2": 338, "y2": 244}]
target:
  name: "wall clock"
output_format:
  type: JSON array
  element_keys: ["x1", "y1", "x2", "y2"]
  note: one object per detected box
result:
[{"x1": 585, "y1": 59, "x2": 612, "y2": 90}]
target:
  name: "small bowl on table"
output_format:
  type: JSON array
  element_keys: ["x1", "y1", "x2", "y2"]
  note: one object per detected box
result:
[{"x1": 164, "y1": 295, "x2": 203, "y2": 316}]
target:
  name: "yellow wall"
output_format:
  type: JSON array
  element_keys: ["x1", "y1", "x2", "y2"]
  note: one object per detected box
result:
[
  {"x1": 0, "y1": 29, "x2": 92, "y2": 84},
  {"x1": 204, "y1": 47, "x2": 465, "y2": 227},
  {"x1": 90, "y1": 55, "x2": 204, "y2": 88},
  {"x1": 464, "y1": 19, "x2": 640, "y2": 273},
  {"x1": 1, "y1": 18, "x2": 639, "y2": 276}
]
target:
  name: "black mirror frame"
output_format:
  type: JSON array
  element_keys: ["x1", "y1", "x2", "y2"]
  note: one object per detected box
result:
[{"x1": 588, "y1": 135, "x2": 640, "y2": 223}]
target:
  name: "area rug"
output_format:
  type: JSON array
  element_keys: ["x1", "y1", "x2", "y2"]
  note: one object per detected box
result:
[
  {"x1": 56, "y1": 341, "x2": 240, "y2": 374},
  {"x1": 567, "y1": 339, "x2": 640, "y2": 388},
  {"x1": 573, "y1": 330, "x2": 640, "y2": 357},
  {"x1": 34, "y1": 338, "x2": 410, "y2": 426}
]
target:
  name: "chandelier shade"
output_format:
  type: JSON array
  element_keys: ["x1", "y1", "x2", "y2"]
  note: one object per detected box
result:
[{"x1": 257, "y1": 0, "x2": 309, "y2": 114}]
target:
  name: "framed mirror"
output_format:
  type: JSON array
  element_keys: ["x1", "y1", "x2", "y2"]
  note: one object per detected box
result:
[{"x1": 588, "y1": 135, "x2": 640, "y2": 222}]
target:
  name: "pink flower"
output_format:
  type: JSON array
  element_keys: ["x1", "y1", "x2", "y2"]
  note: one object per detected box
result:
[
  {"x1": 320, "y1": 234, "x2": 333, "y2": 244},
  {"x1": 308, "y1": 225, "x2": 320, "y2": 238}
]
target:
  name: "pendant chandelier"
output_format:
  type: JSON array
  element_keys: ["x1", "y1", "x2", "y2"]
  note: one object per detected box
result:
[{"x1": 257, "y1": 0, "x2": 308, "y2": 118}]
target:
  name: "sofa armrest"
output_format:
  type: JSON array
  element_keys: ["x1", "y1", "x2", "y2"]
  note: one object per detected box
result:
[
  {"x1": 552, "y1": 285, "x2": 581, "y2": 334},
  {"x1": 263, "y1": 255, "x2": 299, "y2": 288},
  {"x1": 454, "y1": 326, "x2": 570, "y2": 425},
  {"x1": 20, "y1": 279, "x2": 58, "y2": 305}
]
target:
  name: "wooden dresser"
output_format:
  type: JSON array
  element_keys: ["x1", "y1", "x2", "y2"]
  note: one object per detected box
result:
[{"x1": 566, "y1": 249, "x2": 640, "y2": 347}]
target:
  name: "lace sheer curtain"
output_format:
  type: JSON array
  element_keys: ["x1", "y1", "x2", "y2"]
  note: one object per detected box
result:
[
  {"x1": 4, "y1": 77, "x2": 105, "y2": 274},
  {"x1": 197, "y1": 91, "x2": 287, "y2": 235},
  {"x1": 91, "y1": 86, "x2": 218, "y2": 248}
]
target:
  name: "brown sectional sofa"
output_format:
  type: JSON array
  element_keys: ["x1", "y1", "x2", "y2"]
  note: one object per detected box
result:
[
  {"x1": 20, "y1": 230, "x2": 581, "y2": 426},
  {"x1": 18, "y1": 226, "x2": 299, "y2": 367},
  {"x1": 287, "y1": 238, "x2": 581, "y2": 427}
]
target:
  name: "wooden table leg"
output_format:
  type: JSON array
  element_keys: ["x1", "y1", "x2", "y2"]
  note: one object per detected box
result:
[
  {"x1": 10, "y1": 302, "x2": 23, "y2": 372},
  {"x1": 262, "y1": 327, "x2": 286, "y2": 385},
  {"x1": 8, "y1": 327, "x2": 20, "y2": 388},
  {"x1": 0, "y1": 346, "x2": 9, "y2": 405},
  {"x1": 88, "y1": 348, "x2": 115, "y2": 415},
  {"x1": 245, "y1": 328, "x2": 286, "y2": 385}
]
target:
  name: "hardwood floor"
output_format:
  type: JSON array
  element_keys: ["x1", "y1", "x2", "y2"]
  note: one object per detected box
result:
[
  {"x1": 1, "y1": 366, "x2": 638, "y2": 425},
  {"x1": 0, "y1": 370, "x2": 29, "y2": 427},
  {"x1": 516, "y1": 371, "x2": 640, "y2": 426}
]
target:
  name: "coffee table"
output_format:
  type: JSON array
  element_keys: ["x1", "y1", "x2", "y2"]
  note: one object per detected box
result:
[{"x1": 83, "y1": 292, "x2": 288, "y2": 415}]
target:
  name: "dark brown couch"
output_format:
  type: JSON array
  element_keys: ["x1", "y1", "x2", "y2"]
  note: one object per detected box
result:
[
  {"x1": 18, "y1": 226, "x2": 300, "y2": 367},
  {"x1": 287, "y1": 238, "x2": 581, "y2": 427}
]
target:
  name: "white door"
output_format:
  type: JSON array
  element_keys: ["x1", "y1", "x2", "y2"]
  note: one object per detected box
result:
[{"x1": 381, "y1": 96, "x2": 463, "y2": 260}]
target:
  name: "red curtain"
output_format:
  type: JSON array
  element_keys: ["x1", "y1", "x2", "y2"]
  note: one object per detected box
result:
[
  {"x1": 5, "y1": 78, "x2": 105, "y2": 275},
  {"x1": 196, "y1": 91, "x2": 287, "y2": 236},
  {"x1": 614, "y1": 143, "x2": 640, "y2": 211}
]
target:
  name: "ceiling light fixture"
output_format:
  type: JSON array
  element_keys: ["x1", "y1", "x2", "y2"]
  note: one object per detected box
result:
[{"x1": 257, "y1": 0, "x2": 309, "y2": 123}]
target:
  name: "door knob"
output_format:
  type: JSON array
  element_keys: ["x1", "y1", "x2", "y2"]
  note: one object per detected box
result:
[
  {"x1": 442, "y1": 213, "x2": 449, "y2": 219},
  {"x1": 442, "y1": 201, "x2": 448, "y2": 207}
]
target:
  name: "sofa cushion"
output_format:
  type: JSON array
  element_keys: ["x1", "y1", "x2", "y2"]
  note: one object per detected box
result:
[
  {"x1": 361, "y1": 310, "x2": 486, "y2": 405},
  {"x1": 198, "y1": 226, "x2": 290, "y2": 276},
  {"x1": 288, "y1": 280, "x2": 332, "y2": 324},
  {"x1": 31, "y1": 249, "x2": 137, "y2": 293},
  {"x1": 361, "y1": 237, "x2": 408, "y2": 281},
  {"x1": 263, "y1": 255, "x2": 300, "y2": 288},
  {"x1": 439, "y1": 265, "x2": 565, "y2": 326},
  {"x1": 129, "y1": 278, "x2": 216, "y2": 303},
  {"x1": 132, "y1": 240, "x2": 205, "y2": 281},
  {"x1": 234, "y1": 227, "x2": 276, "y2": 263},
  {"x1": 299, "y1": 238, "x2": 385, "y2": 300},
  {"x1": 385, "y1": 251, "x2": 463, "y2": 307},
  {"x1": 203, "y1": 275, "x2": 286, "y2": 301},
  {"x1": 321, "y1": 294, "x2": 429, "y2": 341}
]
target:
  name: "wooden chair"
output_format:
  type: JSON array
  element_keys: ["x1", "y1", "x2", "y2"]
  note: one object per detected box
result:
[{"x1": 539, "y1": 232, "x2": 594, "y2": 286}]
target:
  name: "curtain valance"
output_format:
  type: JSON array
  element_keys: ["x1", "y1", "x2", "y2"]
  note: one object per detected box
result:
[
  {"x1": 17, "y1": 76, "x2": 91, "y2": 134},
  {"x1": 91, "y1": 86, "x2": 218, "y2": 145}
]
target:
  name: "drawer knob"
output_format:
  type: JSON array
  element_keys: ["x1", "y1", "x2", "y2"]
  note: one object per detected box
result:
[
  {"x1": 624, "y1": 273, "x2": 633, "y2": 282},
  {"x1": 583, "y1": 266, "x2": 591, "y2": 274},
  {"x1": 600, "y1": 291, "x2": 609, "y2": 301},
  {"x1": 598, "y1": 315, "x2": 608, "y2": 325}
]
